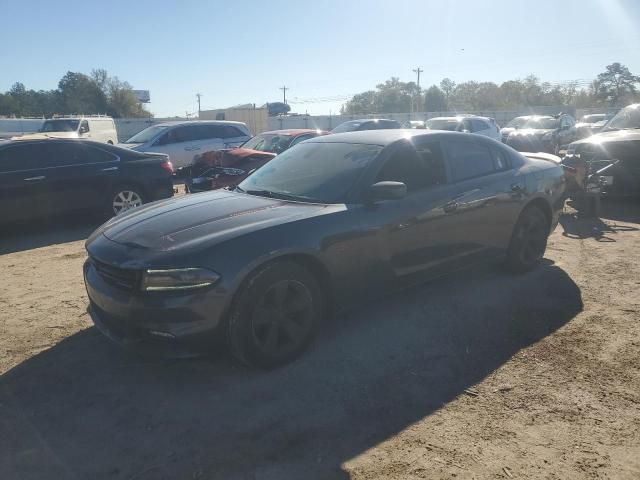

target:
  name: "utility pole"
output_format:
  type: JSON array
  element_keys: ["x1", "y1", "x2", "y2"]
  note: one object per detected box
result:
[
  {"x1": 279, "y1": 86, "x2": 289, "y2": 104},
  {"x1": 412, "y1": 67, "x2": 423, "y2": 114},
  {"x1": 196, "y1": 93, "x2": 202, "y2": 118}
]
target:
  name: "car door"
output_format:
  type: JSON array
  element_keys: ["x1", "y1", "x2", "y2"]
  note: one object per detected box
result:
[
  {"x1": 0, "y1": 143, "x2": 53, "y2": 222},
  {"x1": 149, "y1": 125, "x2": 197, "y2": 168},
  {"x1": 438, "y1": 138, "x2": 523, "y2": 264},
  {"x1": 43, "y1": 142, "x2": 120, "y2": 212},
  {"x1": 360, "y1": 139, "x2": 457, "y2": 281}
]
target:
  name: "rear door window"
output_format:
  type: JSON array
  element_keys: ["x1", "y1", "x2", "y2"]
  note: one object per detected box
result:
[
  {"x1": 444, "y1": 140, "x2": 496, "y2": 182},
  {"x1": 0, "y1": 144, "x2": 47, "y2": 172}
]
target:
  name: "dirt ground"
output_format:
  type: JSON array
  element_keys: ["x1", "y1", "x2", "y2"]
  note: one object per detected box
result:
[{"x1": 1, "y1": 200, "x2": 639, "y2": 480}]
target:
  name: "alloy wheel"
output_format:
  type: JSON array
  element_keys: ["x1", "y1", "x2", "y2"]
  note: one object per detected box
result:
[
  {"x1": 251, "y1": 280, "x2": 314, "y2": 356},
  {"x1": 112, "y1": 190, "x2": 143, "y2": 215},
  {"x1": 517, "y1": 215, "x2": 547, "y2": 265}
]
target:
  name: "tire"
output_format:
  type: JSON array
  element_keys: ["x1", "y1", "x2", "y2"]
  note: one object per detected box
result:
[
  {"x1": 506, "y1": 205, "x2": 549, "y2": 273},
  {"x1": 227, "y1": 261, "x2": 323, "y2": 369},
  {"x1": 108, "y1": 184, "x2": 146, "y2": 216}
]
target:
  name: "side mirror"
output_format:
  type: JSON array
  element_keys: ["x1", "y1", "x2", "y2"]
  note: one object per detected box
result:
[{"x1": 367, "y1": 181, "x2": 407, "y2": 202}]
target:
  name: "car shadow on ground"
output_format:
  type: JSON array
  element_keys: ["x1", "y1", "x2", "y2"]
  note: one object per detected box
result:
[
  {"x1": 560, "y1": 198, "x2": 640, "y2": 242},
  {"x1": 0, "y1": 214, "x2": 101, "y2": 255},
  {"x1": 0, "y1": 260, "x2": 582, "y2": 480}
]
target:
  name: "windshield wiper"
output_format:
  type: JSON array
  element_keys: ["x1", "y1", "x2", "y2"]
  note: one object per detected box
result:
[{"x1": 244, "y1": 189, "x2": 317, "y2": 202}]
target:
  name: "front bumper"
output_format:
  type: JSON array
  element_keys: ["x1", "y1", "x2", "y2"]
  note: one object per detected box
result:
[{"x1": 83, "y1": 258, "x2": 229, "y2": 355}]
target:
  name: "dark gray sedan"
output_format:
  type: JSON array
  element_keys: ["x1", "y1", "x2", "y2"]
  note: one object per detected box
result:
[{"x1": 84, "y1": 130, "x2": 565, "y2": 368}]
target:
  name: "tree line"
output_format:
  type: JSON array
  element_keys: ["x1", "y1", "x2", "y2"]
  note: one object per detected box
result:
[
  {"x1": 0, "y1": 69, "x2": 151, "y2": 118},
  {"x1": 342, "y1": 63, "x2": 640, "y2": 115}
]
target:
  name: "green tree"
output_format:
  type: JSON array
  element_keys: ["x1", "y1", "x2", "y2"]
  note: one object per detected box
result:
[
  {"x1": 439, "y1": 78, "x2": 456, "y2": 99},
  {"x1": 594, "y1": 62, "x2": 640, "y2": 106},
  {"x1": 58, "y1": 71, "x2": 108, "y2": 114},
  {"x1": 423, "y1": 85, "x2": 448, "y2": 112},
  {"x1": 342, "y1": 77, "x2": 420, "y2": 114}
]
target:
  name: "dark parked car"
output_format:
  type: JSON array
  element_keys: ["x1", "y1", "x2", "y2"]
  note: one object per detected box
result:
[
  {"x1": 331, "y1": 118, "x2": 401, "y2": 133},
  {"x1": 564, "y1": 103, "x2": 640, "y2": 196},
  {"x1": 506, "y1": 114, "x2": 577, "y2": 154},
  {"x1": 180, "y1": 129, "x2": 328, "y2": 193},
  {"x1": 84, "y1": 130, "x2": 565, "y2": 368},
  {"x1": 500, "y1": 115, "x2": 535, "y2": 142},
  {"x1": 0, "y1": 139, "x2": 174, "y2": 223},
  {"x1": 574, "y1": 113, "x2": 615, "y2": 139}
]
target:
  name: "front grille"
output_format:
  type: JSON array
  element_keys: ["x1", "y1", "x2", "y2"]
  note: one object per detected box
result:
[{"x1": 91, "y1": 258, "x2": 140, "y2": 291}]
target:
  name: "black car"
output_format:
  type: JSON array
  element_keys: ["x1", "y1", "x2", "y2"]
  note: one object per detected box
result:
[
  {"x1": 0, "y1": 139, "x2": 174, "y2": 223},
  {"x1": 331, "y1": 118, "x2": 402, "y2": 133},
  {"x1": 564, "y1": 103, "x2": 640, "y2": 196},
  {"x1": 506, "y1": 114, "x2": 577, "y2": 154},
  {"x1": 84, "y1": 130, "x2": 565, "y2": 368}
]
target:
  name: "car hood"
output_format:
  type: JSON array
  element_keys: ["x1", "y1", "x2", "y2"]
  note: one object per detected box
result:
[
  {"x1": 570, "y1": 129, "x2": 640, "y2": 146},
  {"x1": 12, "y1": 132, "x2": 79, "y2": 140},
  {"x1": 91, "y1": 190, "x2": 334, "y2": 252},
  {"x1": 117, "y1": 143, "x2": 144, "y2": 150},
  {"x1": 224, "y1": 148, "x2": 277, "y2": 160},
  {"x1": 510, "y1": 128, "x2": 554, "y2": 137}
]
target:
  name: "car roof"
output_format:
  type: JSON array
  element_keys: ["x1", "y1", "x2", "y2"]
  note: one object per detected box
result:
[
  {"x1": 260, "y1": 129, "x2": 325, "y2": 136},
  {"x1": 340, "y1": 118, "x2": 399, "y2": 123},
  {"x1": 307, "y1": 129, "x2": 476, "y2": 146},
  {"x1": 429, "y1": 115, "x2": 493, "y2": 121},
  {"x1": 153, "y1": 120, "x2": 247, "y2": 127}
]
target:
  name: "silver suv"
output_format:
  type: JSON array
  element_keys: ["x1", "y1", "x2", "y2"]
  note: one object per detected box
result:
[{"x1": 120, "y1": 121, "x2": 251, "y2": 167}]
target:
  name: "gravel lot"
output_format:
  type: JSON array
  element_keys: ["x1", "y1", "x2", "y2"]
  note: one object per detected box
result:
[{"x1": 1, "y1": 200, "x2": 639, "y2": 480}]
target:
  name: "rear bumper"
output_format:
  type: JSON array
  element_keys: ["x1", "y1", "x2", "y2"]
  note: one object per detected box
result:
[
  {"x1": 83, "y1": 258, "x2": 228, "y2": 355},
  {"x1": 149, "y1": 177, "x2": 175, "y2": 201}
]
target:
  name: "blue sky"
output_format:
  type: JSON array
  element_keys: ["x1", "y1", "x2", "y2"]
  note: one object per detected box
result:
[{"x1": 2, "y1": 0, "x2": 639, "y2": 117}]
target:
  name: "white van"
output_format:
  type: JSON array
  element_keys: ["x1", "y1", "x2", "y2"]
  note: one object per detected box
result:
[{"x1": 21, "y1": 116, "x2": 118, "y2": 144}]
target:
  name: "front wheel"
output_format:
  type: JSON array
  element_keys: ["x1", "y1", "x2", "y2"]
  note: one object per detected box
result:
[
  {"x1": 227, "y1": 261, "x2": 323, "y2": 369},
  {"x1": 506, "y1": 205, "x2": 549, "y2": 273}
]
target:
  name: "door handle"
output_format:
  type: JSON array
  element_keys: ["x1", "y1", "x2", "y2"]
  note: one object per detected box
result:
[
  {"x1": 443, "y1": 201, "x2": 458, "y2": 213},
  {"x1": 101, "y1": 166, "x2": 119, "y2": 171},
  {"x1": 24, "y1": 176, "x2": 45, "y2": 181}
]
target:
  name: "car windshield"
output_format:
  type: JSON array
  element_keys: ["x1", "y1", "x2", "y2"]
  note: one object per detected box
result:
[
  {"x1": 425, "y1": 119, "x2": 460, "y2": 131},
  {"x1": 39, "y1": 120, "x2": 79, "y2": 132},
  {"x1": 331, "y1": 121, "x2": 364, "y2": 133},
  {"x1": 521, "y1": 118, "x2": 560, "y2": 129},
  {"x1": 241, "y1": 133, "x2": 294, "y2": 153},
  {"x1": 604, "y1": 104, "x2": 640, "y2": 130},
  {"x1": 124, "y1": 125, "x2": 169, "y2": 143},
  {"x1": 579, "y1": 114, "x2": 606, "y2": 124},
  {"x1": 506, "y1": 117, "x2": 529, "y2": 128},
  {"x1": 238, "y1": 142, "x2": 382, "y2": 203}
]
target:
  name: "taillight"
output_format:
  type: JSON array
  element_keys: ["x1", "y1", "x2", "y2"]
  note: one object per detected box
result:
[{"x1": 161, "y1": 160, "x2": 174, "y2": 173}]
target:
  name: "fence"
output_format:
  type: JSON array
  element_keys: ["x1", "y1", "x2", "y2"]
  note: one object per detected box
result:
[{"x1": 1, "y1": 105, "x2": 623, "y2": 141}]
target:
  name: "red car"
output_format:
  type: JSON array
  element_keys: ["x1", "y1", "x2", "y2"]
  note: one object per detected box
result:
[{"x1": 183, "y1": 129, "x2": 328, "y2": 192}]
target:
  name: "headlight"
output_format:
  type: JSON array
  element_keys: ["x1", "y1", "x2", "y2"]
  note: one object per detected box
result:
[{"x1": 141, "y1": 268, "x2": 220, "y2": 291}]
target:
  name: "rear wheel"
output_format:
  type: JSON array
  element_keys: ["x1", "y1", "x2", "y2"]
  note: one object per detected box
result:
[
  {"x1": 506, "y1": 205, "x2": 549, "y2": 273},
  {"x1": 109, "y1": 185, "x2": 145, "y2": 216},
  {"x1": 227, "y1": 261, "x2": 323, "y2": 369}
]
